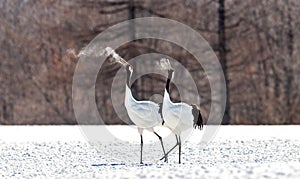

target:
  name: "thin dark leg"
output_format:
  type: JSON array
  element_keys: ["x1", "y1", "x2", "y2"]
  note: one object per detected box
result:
[
  {"x1": 178, "y1": 135, "x2": 181, "y2": 164},
  {"x1": 140, "y1": 134, "x2": 143, "y2": 164},
  {"x1": 160, "y1": 135, "x2": 179, "y2": 160},
  {"x1": 154, "y1": 132, "x2": 168, "y2": 162},
  {"x1": 160, "y1": 143, "x2": 178, "y2": 160}
]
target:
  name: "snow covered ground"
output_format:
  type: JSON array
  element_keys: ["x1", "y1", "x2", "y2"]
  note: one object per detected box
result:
[{"x1": 0, "y1": 125, "x2": 300, "y2": 178}]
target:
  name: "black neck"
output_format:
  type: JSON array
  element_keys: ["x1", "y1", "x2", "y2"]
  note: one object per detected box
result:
[
  {"x1": 166, "y1": 70, "x2": 173, "y2": 93},
  {"x1": 126, "y1": 69, "x2": 132, "y2": 87}
]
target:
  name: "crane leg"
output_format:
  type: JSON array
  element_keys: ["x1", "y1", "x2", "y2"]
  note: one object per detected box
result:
[
  {"x1": 160, "y1": 135, "x2": 179, "y2": 161},
  {"x1": 178, "y1": 135, "x2": 181, "y2": 164},
  {"x1": 154, "y1": 132, "x2": 168, "y2": 162},
  {"x1": 140, "y1": 134, "x2": 143, "y2": 164}
]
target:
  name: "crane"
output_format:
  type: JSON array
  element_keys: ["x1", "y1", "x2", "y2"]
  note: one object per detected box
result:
[
  {"x1": 160, "y1": 58, "x2": 203, "y2": 164},
  {"x1": 104, "y1": 47, "x2": 168, "y2": 164}
]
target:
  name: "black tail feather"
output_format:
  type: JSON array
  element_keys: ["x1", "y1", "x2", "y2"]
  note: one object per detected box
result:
[{"x1": 191, "y1": 104, "x2": 204, "y2": 130}]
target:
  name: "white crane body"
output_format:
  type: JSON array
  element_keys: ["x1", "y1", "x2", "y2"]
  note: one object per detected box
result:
[
  {"x1": 104, "y1": 47, "x2": 168, "y2": 164},
  {"x1": 162, "y1": 89, "x2": 193, "y2": 135},
  {"x1": 125, "y1": 85, "x2": 162, "y2": 129}
]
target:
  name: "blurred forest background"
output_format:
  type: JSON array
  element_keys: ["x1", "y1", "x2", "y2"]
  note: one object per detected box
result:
[{"x1": 0, "y1": 0, "x2": 299, "y2": 125}]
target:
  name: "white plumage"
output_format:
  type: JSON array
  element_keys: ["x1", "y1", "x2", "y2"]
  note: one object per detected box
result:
[
  {"x1": 104, "y1": 47, "x2": 167, "y2": 164},
  {"x1": 162, "y1": 89, "x2": 194, "y2": 135},
  {"x1": 160, "y1": 58, "x2": 203, "y2": 164},
  {"x1": 125, "y1": 85, "x2": 162, "y2": 128}
]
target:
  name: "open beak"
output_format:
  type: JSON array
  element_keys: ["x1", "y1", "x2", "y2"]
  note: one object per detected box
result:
[
  {"x1": 119, "y1": 58, "x2": 130, "y2": 66},
  {"x1": 104, "y1": 47, "x2": 130, "y2": 66}
]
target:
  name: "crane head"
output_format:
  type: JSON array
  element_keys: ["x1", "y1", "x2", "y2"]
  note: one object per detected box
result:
[{"x1": 126, "y1": 63, "x2": 134, "y2": 73}]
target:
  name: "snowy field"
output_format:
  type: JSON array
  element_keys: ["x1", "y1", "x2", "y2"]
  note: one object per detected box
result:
[{"x1": 0, "y1": 125, "x2": 300, "y2": 178}]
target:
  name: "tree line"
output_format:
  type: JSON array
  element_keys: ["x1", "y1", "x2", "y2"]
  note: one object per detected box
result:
[{"x1": 0, "y1": 0, "x2": 299, "y2": 124}]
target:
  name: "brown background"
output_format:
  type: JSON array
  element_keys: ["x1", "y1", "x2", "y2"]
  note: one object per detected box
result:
[{"x1": 0, "y1": 0, "x2": 299, "y2": 125}]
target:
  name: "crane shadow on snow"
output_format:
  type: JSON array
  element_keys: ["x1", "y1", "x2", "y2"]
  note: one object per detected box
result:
[{"x1": 91, "y1": 163, "x2": 153, "y2": 167}]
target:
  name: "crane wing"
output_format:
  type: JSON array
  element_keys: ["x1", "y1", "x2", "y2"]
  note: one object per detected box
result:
[{"x1": 128, "y1": 101, "x2": 160, "y2": 118}]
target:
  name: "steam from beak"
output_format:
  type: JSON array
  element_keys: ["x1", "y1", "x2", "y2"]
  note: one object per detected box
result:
[
  {"x1": 104, "y1": 47, "x2": 130, "y2": 66},
  {"x1": 160, "y1": 58, "x2": 173, "y2": 70}
]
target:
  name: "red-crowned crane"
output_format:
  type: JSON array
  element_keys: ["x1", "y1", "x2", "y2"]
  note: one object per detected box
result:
[
  {"x1": 104, "y1": 47, "x2": 167, "y2": 164},
  {"x1": 159, "y1": 58, "x2": 203, "y2": 164}
]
